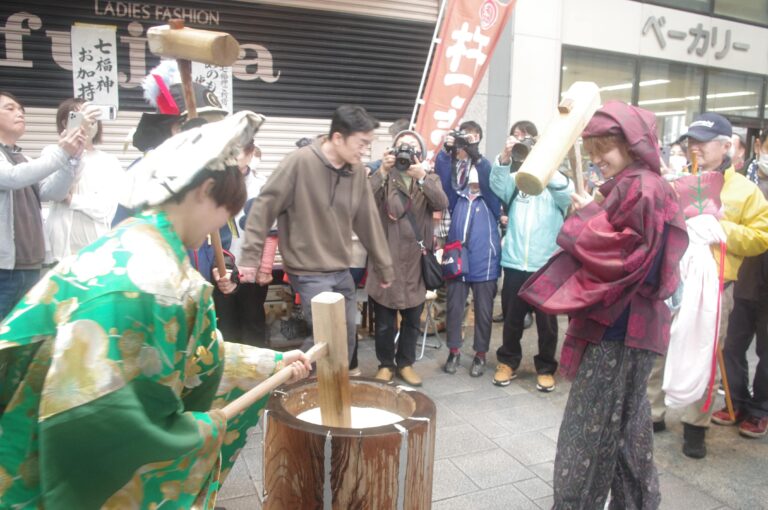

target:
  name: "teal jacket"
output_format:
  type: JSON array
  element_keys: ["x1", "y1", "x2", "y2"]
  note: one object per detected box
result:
[{"x1": 489, "y1": 157, "x2": 573, "y2": 272}]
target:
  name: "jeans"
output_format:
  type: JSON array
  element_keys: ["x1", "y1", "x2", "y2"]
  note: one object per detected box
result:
[
  {"x1": 0, "y1": 269, "x2": 40, "y2": 321},
  {"x1": 291, "y1": 270, "x2": 357, "y2": 364}
]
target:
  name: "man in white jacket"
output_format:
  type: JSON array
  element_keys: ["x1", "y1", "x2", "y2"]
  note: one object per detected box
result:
[{"x1": 0, "y1": 91, "x2": 85, "y2": 320}]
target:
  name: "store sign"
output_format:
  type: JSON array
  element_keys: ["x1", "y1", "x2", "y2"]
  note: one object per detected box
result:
[
  {"x1": 641, "y1": 16, "x2": 750, "y2": 59},
  {"x1": 70, "y1": 24, "x2": 119, "y2": 108},
  {"x1": 191, "y1": 62, "x2": 233, "y2": 113},
  {"x1": 0, "y1": 1, "x2": 430, "y2": 119}
]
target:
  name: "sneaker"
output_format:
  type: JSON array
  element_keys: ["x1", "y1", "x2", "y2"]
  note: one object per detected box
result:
[
  {"x1": 348, "y1": 367, "x2": 362, "y2": 377},
  {"x1": 397, "y1": 365, "x2": 422, "y2": 386},
  {"x1": 492, "y1": 313, "x2": 504, "y2": 323},
  {"x1": 444, "y1": 352, "x2": 461, "y2": 374},
  {"x1": 375, "y1": 367, "x2": 394, "y2": 383},
  {"x1": 492, "y1": 363, "x2": 517, "y2": 387},
  {"x1": 469, "y1": 356, "x2": 486, "y2": 377},
  {"x1": 738, "y1": 415, "x2": 768, "y2": 438},
  {"x1": 712, "y1": 407, "x2": 746, "y2": 426},
  {"x1": 536, "y1": 373, "x2": 556, "y2": 392}
]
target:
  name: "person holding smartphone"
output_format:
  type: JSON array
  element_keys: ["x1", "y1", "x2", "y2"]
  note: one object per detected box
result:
[
  {"x1": 0, "y1": 90, "x2": 86, "y2": 320},
  {"x1": 44, "y1": 98, "x2": 123, "y2": 264}
]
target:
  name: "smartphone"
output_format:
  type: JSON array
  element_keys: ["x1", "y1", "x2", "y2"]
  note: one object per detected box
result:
[
  {"x1": 67, "y1": 111, "x2": 85, "y2": 133},
  {"x1": 92, "y1": 104, "x2": 117, "y2": 121}
]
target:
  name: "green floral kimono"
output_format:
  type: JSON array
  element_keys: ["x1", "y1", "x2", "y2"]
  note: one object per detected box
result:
[{"x1": 0, "y1": 211, "x2": 282, "y2": 509}]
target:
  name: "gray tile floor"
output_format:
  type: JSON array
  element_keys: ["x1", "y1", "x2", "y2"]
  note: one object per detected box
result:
[{"x1": 217, "y1": 316, "x2": 767, "y2": 509}]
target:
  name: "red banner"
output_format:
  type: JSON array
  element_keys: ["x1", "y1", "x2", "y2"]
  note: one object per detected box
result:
[{"x1": 415, "y1": 0, "x2": 516, "y2": 159}]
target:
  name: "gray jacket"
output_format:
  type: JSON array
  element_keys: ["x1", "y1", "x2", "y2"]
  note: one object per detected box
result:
[{"x1": 0, "y1": 145, "x2": 76, "y2": 269}]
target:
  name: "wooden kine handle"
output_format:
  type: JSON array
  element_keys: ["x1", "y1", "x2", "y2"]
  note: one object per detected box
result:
[{"x1": 221, "y1": 343, "x2": 328, "y2": 421}]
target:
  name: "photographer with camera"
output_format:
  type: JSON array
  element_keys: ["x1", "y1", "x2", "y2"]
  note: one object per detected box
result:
[
  {"x1": 489, "y1": 120, "x2": 573, "y2": 392},
  {"x1": 435, "y1": 120, "x2": 502, "y2": 377},
  {"x1": 367, "y1": 130, "x2": 448, "y2": 386}
]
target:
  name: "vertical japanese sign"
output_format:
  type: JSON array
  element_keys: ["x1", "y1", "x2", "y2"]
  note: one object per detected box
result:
[
  {"x1": 70, "y1": 24, "x2": 118, "y2": 109},
  {"x1": 192, "y1": 63, "x2": 234, "y2": 114},
  {"x1": 415, "y1": 0, "x2": 515, "y2": 159}
]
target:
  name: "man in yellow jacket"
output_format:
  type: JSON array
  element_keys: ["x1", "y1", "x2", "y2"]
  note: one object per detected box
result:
[{"x1": 648, "y1": 113, "x2": 768, "y2": 458}]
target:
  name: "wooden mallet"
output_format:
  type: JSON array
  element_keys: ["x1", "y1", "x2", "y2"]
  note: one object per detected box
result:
[
  {"x1": 221, "y1": 292, "x2": 352, "y2": 427},
  {"x1": 515, "y1": 81, "x2": 601, "y2": 196},
  {"x1": 147, "y1": 19, "x2": 240, "y2": 278}
]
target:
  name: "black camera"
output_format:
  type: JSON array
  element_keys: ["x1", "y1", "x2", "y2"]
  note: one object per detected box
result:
[
  {"x1": 511, "y1": 136, "x2": 535, "y2": 163},
  {"x1": 390, "y1": 142, "x2": 418, "y2": 172},
  {"x1": 449, "y1": 129, "x2": 473, "y2": 150}
]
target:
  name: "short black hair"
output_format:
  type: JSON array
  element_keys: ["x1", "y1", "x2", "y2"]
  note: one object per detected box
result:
[
  {"x1": 329, "y1": 105, "x2": 380, "y2": 139},
  {"x1": 459, "y1": 120, "x2": 482, "y2": 141},
  {"x1": 0, "y1": 90, "x2": 24, "y2": 112},
  {"x1": 510, "y1": 120, "x2": 537, "y2": 137}
]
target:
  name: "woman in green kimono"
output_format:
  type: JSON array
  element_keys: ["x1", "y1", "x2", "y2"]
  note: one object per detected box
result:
[{"x1": 0, "y1": 112, "x2": 311, "y2": 509}]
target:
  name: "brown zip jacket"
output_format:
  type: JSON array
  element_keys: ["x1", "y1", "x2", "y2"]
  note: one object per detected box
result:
[{"x1": 240, "y1": 138, "x2": 394, "y2": 282}]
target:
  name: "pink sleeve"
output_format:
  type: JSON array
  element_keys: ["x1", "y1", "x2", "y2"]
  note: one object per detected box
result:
[{"x1": 259, "y1": 235, "x2": 277, "y2": 273}]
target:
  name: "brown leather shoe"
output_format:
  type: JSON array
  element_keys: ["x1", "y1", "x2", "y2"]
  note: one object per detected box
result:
[
  {"x1": 397, "y1": 365, "x2": 422, "y2": 386},
  {"x1": 375, "y1": 367, "x2": 394, "y2": 383}
]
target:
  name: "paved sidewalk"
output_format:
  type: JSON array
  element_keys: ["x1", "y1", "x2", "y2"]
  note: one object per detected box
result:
[{"x1": 217, "y1": 317, "x2": 767, "y2": 509}]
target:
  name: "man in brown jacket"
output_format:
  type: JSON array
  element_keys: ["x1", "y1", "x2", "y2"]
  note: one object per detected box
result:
[
  {"x1": 367, "y1": 130, "x2": 448, "y2": 386},
  {"x1": 239, "y1": 105, "x2": 394, "y2": 362}
]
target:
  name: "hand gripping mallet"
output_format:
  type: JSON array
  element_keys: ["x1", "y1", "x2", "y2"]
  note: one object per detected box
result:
[{"x1": 147, "y1": 19, "x2": 240, "y2": 278}]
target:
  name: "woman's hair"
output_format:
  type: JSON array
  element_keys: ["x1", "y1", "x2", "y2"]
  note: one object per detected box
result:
[
  {"x1": 165, "y1": 166, "x2": 247, "y2": 215},
  {"x1": 583, "y1": 134, "x2": 632, "y2": 161},
  {"x1": 56, "y1": 97, "x2": 103, "y2": 144}
]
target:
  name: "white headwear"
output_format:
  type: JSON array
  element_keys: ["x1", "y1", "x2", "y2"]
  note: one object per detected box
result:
[{"x1": 121, "y1": 111, "x2": 266, "y2": 210}]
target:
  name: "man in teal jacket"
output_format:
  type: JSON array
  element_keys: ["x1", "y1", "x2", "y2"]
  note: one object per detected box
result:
[{"x1": 488, "y1": 123, "x2": 573, "y2": 391}]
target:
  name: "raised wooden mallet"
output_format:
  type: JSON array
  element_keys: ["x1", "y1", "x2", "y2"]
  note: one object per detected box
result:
[
  {"x1": 515, "y1": 81, "x2": 601, "y2": 196},
  {"x1": 147, "y1": 19, "x2": 241, "y2": 278}
]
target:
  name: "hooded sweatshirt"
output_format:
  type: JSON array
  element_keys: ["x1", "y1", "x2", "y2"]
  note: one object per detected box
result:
[{"x1": 240, "y1": 138, "x2": 394, "y2": 282}]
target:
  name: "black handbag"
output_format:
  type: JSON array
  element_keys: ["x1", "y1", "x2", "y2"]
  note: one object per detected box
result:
[{"x1": 398, "y1": 189, "x2": 444, "y2": 291}]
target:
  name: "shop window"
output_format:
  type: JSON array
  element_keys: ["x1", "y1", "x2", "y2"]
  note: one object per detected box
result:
[
  {"x1": 561, "y1": 47, "x2": 634, "y2": 105},
  {"x1": 715, "y1": 0, "x2": 768, "y2": 25},
  {"x1": 706, "y1": 69, "x2": 764, "y2": 117},
  {"x1": 638, "y1": 60, "x2": 704, "y2": 145},
  {"x1": 644, "y1": 0, "x2": 709, "y2": 13}
]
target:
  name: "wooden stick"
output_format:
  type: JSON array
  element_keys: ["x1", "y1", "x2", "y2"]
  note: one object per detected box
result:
[
  {"x1": 311, "y1": 292, "x2": 352, "y2": 428},
  {"x1": 170, "y1": 20, "x2": 227, "y2": 278},
  {"x1": 717, "y1": 348, "x2": 736, "y2": 422},
  {"x1": 222, "y1": 342, "x2": 328, "y2": 421},
  {"x1": 567, "y1": 141, "x2": 585, "y2": 197}
]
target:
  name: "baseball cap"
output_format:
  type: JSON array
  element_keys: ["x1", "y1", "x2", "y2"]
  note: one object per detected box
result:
[{"x1": 677, "y1": 112, "x2": 732, "y2": 143}]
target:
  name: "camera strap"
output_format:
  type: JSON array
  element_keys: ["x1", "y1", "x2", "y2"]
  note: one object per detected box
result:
[
  {"x1": 384, "y1": 177, "x2": 413, "y2": 222},
  {"x1": 396, "y1": 188, "x2": 428, "y2": 253}
]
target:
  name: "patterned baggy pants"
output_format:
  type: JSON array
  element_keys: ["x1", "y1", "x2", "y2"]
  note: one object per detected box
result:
[{"x1": 553, "y1": 341, "x2": 661, "y2": 510}]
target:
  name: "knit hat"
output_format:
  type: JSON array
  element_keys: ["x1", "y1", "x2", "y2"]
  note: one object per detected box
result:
[{"x1": 122, "y1": 111, "x2": 265, "y2": 210}]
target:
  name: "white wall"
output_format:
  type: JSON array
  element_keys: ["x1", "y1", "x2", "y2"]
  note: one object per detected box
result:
[{"x1": 508, "y1": 0, "x2": 564, "y2": 133}]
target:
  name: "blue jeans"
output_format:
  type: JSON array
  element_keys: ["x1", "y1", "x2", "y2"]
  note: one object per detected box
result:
[
  {"x1": 290, "y1": 270, "x2": 357, "y2": 364},
  {"x1": 0, "y1": 269, "x2": 40, "y2": 321}
]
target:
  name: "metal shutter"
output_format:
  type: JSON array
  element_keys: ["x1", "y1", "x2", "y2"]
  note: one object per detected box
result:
[{"x1": 1, "y1": 1, "x2": 434, "y2": 121}]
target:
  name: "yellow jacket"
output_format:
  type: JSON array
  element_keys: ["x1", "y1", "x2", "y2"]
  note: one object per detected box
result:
[{"x1": 715, "y1": 166, "x2": 768, "y2": 281}]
